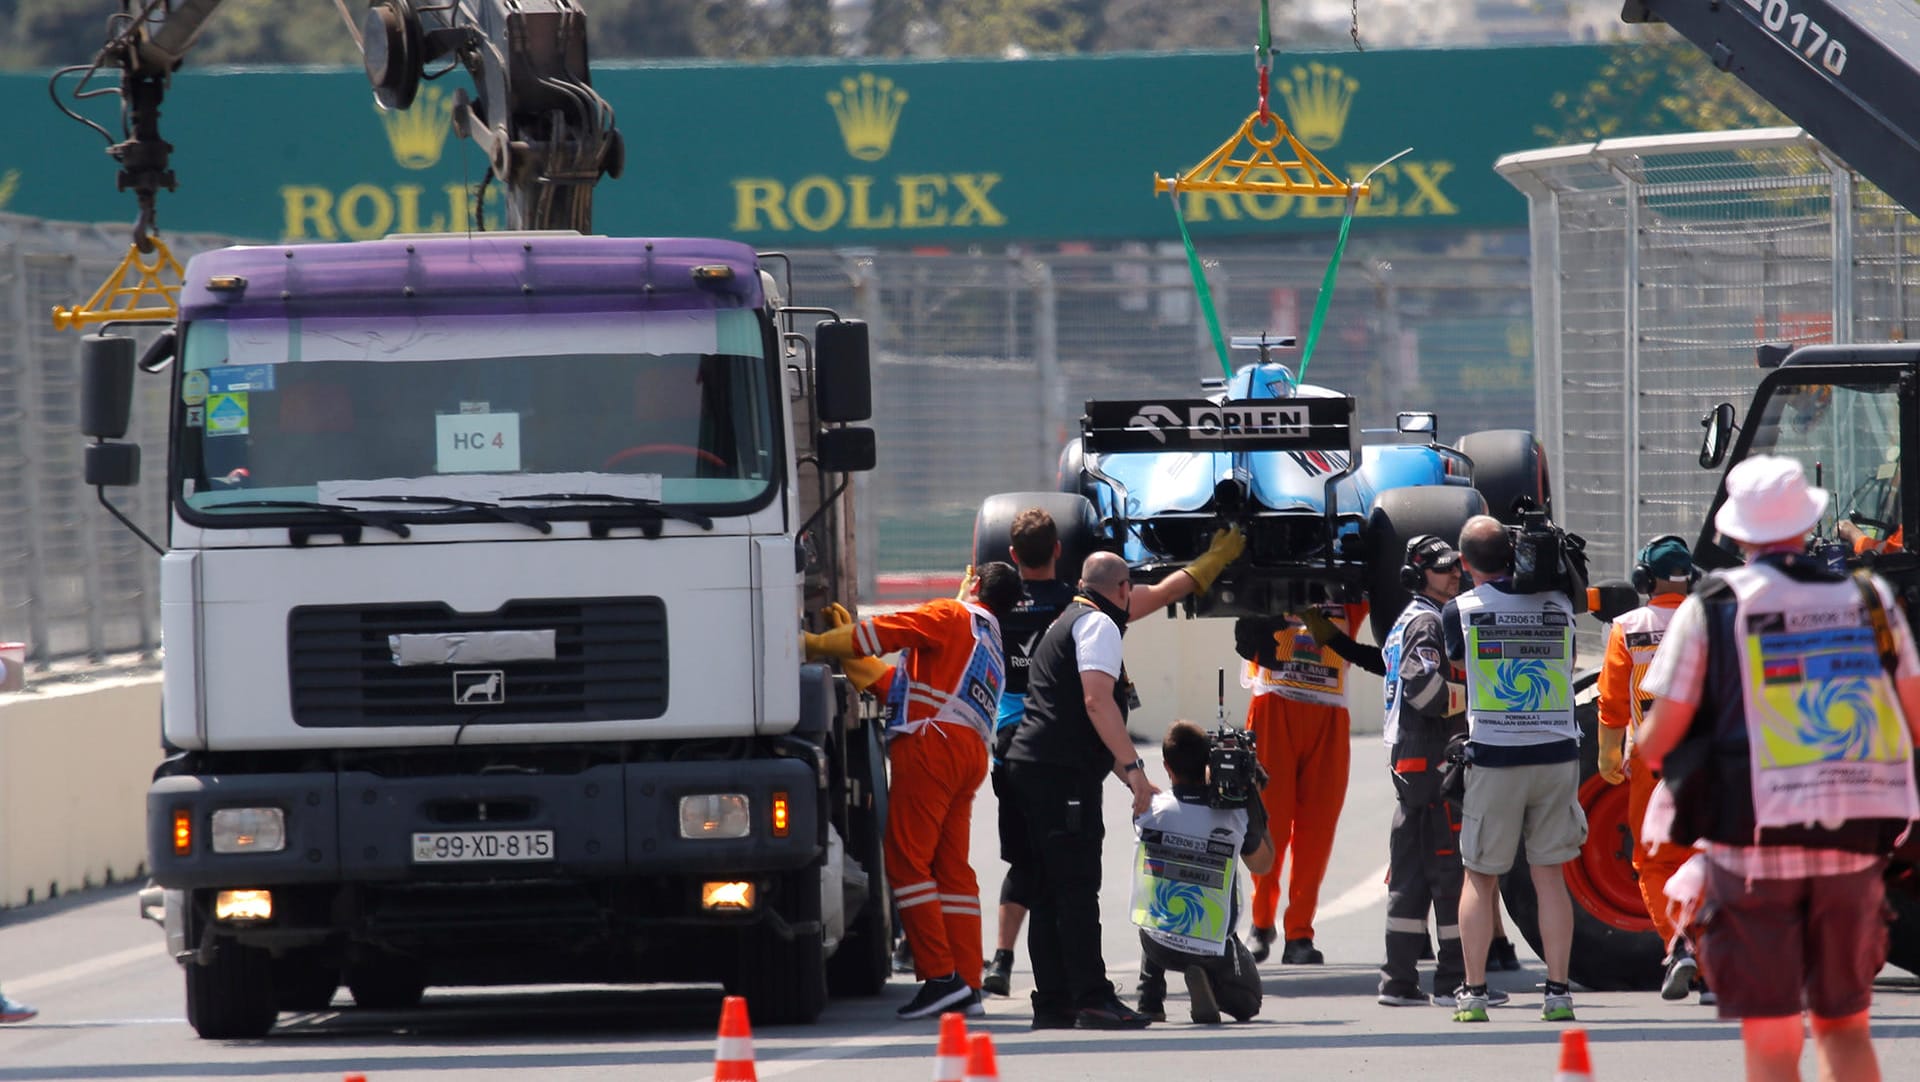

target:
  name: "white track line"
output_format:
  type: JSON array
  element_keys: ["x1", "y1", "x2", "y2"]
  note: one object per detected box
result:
[
  {"x1": 1314, "y1": 861, "x2": 1392, "y2": 923},
  {"x1": 9, "y1": 943, "x2": 167, "y2": 995}
]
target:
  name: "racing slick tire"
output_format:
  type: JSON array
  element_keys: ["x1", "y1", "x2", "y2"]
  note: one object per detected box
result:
[
  {"x1": 1459, "y1": 429, "x2": 1551, "y2": 524},
  {"x1": 185, "y1": 937, "x2": 278, "y2": 1039},
  {"x1": 973, "y1": 491, "x2": 1102, "y2": 586},
  {"x1": 1497, "y1": 671, "x2": 1667, "y2": 992},
  {"x1": 1363, "y1": 485, "x2": 1489, "y2": 642}
]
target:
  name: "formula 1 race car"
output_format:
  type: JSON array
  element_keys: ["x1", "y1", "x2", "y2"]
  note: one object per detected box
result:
[{"x1": 974, "y1": 340, "x2": 1551, "y2": 641}]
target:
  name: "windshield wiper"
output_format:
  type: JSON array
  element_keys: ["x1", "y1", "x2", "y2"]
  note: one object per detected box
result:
[
  {"x1": 204, "y1": 500, "x2": 412, "y2": 539},
  {"x1": 333, "y1": 493, "x2": 554, "y2": 534},
  {"x1": 502, "y1": 492, "x2": 716, "y2": 535}
]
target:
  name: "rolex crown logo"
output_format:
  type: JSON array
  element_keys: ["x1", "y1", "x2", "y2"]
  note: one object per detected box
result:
[
  {"x1": 1277, "y1": 62, "x2": 1359, "y2": 151},
  {"x1": 827, "y1": 73, "x2": 908, "y2": 162},
  {"x1": 0, "y1": 168, "x2": 18, "y2": 211},
  {"x1": 380, "y1": 86, "x2": 456, "y2": 170}
]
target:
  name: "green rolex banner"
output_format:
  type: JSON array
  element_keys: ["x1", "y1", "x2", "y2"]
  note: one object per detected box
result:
[{"x1": 1, "y1": 45, "x2": 1694, "y2": 246}]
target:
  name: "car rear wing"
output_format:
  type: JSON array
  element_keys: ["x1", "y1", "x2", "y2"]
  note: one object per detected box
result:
[{"x1": 1080, "y1": 396, "x2": 1360, "y2": 457}]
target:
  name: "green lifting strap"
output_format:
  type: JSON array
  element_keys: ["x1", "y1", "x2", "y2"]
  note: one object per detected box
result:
[
  {"x1": 1296, "y1": 195, "x2": 1358, "y2": 384},
  {"x1": 1170, "y1": 187, "x2": 1233, "y2": 382}
]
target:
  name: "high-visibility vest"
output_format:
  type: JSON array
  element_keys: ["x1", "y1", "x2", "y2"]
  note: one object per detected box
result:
[
  {"x1": 1456, "y1": 585, "x2": 1579, "y2": 746},
  {"x1": 1382, "y1": 594, "x2": 1443, "y2": 748},
  {"x1": 1599, "y1": 595, "x2": 1681, "y2": 750},
  {"x1": 1130, "y1": 791, "x2": 1246, "y2": 956},
  {"x1": 1243, "y1": 603, "x2": 1358, "y2": 708}
]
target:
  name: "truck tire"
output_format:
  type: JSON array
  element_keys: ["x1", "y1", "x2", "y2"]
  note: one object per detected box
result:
[
  {"x1": 1363, "y1": 485, "x2": 1489, "y2": 642},
  {"x1": 1459, "y1": 429, "x2": 1551, "y2": 524},
  {"x1": 731, "y1": 870, "x2": 828, "y2": 1025},
  {"x1": 1497, "y1": 671, "x2": 1667, "y2": 991},
  {"x1": 827, "y1": 722, "x2": 892, "y2": 998},
  {"x1": 347, "y1": 959, "x2": 428, "y2": 1009},
  {"x1": 186, "y1": 938, "x2": 278, "y2": 1039},
  {"x1": 271, "y1": 950, "x2": 339, "y2": 1011},
  {"x1": 973, "y1": 491, "x2": 1101, "y2": 588}
]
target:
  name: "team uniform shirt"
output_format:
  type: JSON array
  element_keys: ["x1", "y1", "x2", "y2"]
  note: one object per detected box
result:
[
  {"x1": 994, "y1": 578, "x2": 1078, "y2": 758},
  {"x1": 1005, "y1": 601, "x2": 1128, "y2": 776},
  {"x1": 1597, "y1": 593, "x2": 1685, "y2": 751},
  {"x1": 854, "y1": 598, "x2": 1006, "y2": 744},
  {"x1": 1640, "y1": 562, "x2": 1920, "y2": 875},
  {"x1": 1130, "y1": 788, "x2": 1258, "y2": 955},
  {"x1": 1446, "y1": 582, "x2": 1579, "y2": 750},
  {"x1": 1381, "y1": 595, "x2": 1453, "y2": 749},
  {"x1": 1243, "y1": 603, "x2": 1367, "y2": 708}
]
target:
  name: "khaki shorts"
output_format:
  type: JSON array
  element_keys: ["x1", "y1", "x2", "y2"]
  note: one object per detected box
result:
[{"x1": 1459, "y1": 760, "x2": 1586, "y2": 876}]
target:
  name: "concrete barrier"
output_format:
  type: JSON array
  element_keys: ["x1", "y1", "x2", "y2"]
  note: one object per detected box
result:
[
  {"x1": 0, "y1": 675, "x2": 161, "y2": 908},
  {"x1": 1122, "y1": 608, "x2": 1385, "y2": 744}
]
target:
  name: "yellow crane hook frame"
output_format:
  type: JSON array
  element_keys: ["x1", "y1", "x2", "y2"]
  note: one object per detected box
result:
[
  {"x1": 51, "y1": 236, "x2": 184, "y2": 330},
  {"x1": 1154, "y1": 110, "x2": 1370, "y2": 201}
]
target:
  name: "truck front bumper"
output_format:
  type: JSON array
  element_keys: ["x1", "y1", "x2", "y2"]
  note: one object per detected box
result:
[{"x1": 147, "y1": 758, "x2": 821, "y2": 889}]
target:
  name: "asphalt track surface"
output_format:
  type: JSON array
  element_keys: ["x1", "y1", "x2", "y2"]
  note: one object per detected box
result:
[{"x1": 4, "y1": 735, "x2": 1918, "y2": 1081}]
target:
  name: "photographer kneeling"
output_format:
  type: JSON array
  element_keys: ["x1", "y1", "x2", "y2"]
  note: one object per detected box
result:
[{"x1": 1130, "y1": 721, "x2": 1274, "y2": 1024}]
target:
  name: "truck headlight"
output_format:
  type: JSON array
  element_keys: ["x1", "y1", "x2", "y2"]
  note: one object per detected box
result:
[
  {"x1": 210, "y1": 808, "x2": 286, "y2": 854},
  {"x1": 679, "y1": 794, "x2": 751, "y2": 839}
]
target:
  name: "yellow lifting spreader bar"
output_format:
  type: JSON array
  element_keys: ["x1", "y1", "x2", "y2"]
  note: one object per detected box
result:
[
  {"x1": 51, "y1": 235, "x2": 183, "y2": 330},
  {"x1": 1153, "y1": 110, "x2": 1370, "y2": 200}
]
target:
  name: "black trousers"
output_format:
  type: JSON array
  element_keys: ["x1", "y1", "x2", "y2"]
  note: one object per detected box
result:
[
  {"x1": 1007, "y1": 760, "x2": 1112, "y2": 1011},
  {"x1": 1380, "y1": 745, "x2": 1465, "y2": 998},
  {"x1": 1136, "y1": 932, "x2": 1263, "y2": 1020},
  {"x1": 992, "y1": 765, "x2": 1037, "y2": 909}
]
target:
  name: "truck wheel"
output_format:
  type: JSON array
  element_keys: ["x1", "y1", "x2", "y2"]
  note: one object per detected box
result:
[
  {"x1": 185, "y1": 938, "x2": 278, "y2": 1039},
  {"x1": 1497, "y1": 672, "x2": 1667, "y2": 991},
  {"x1": 730, "y1": 871, "x2": 828, "y2": 1024},
  {"x1": 347, "y1": 960, "x2": 428, "y2": 1009},
  {"x1": 271, "y1": 950, "x2": 339, "y2": 1011},
  {"x1": 1459, "y1": 429, "x2": 1551, "y2": 524},
  {"x1": 974, "y1": 491, "x2": 1102, "y2": 587},
  {"x1": 1363, "y1": 485, "x2": 1489, "y2": 642},
  {"x1": 827, "y1": 723, "x2": 892, "y2": 998}
]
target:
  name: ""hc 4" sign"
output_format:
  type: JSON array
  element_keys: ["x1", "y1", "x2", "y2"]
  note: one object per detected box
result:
[{"x1": 436, "y1": 412, "x2": 522, "y2": 473}]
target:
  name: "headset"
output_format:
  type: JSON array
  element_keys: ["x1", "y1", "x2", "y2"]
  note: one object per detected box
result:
[
  {"x1": 1400, "y1": 534, "x2": 1453, "y2": 591},
  {"x1": 1631, "y1": 534, "x2": 1699, "y2": 594}
]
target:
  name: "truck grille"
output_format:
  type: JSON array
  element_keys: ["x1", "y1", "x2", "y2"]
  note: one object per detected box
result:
[{"x1": 288, "y1": 598, "x2": 667, "y2": 727}]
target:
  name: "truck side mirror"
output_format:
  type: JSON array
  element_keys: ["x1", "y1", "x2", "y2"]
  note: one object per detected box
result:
[
  {"x1": 1699, "y1": 402, "x2": 1736, "y2": 469},
  {"x1": 85, "y1": 441, "x2": 140, "y2": 487},
  {"x1": 814, "y1": 319, "x2": 872, "y2": 423},
  {"x1": 81, "y1": 333, "x2": 137, "y2": 439},
  {"x1": 817, "y1": 426, "x2": 876, "y2": 473}
]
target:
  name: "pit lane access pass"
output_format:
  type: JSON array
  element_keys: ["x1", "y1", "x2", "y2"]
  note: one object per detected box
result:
[
  {"x1": 1082, "y1": 397, "x2": 1356, "y2": 454},
  {"x1": 411, "y1": 830, "x2": 555, "y2": 864}
]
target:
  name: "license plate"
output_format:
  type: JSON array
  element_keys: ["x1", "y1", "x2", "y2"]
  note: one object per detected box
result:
[{"x1": 411, "y1": 830, "x2": 554, "y2": 864}]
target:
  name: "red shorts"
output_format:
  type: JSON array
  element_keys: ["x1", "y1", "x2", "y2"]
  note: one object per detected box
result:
[{"x1": 1693, "y1": 860, "x2": 1890, "y2": 1020}]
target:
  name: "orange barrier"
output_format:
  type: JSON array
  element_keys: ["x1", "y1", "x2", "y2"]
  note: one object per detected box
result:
[{"x1": 714, "y1": 995, "x2": 758, "y2": 1081}]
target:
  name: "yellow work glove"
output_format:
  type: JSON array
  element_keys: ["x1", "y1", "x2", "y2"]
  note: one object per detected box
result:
[
  {"x1": 802, "y1": 621, "x2": 859, "y2": 661},
  {"x1": 1445, "y1": 682, "x2": 1467, "y2": 717},
  {"x1": 1294, "y1": 608, "x2": 1340, "y2": 646},
  {"x1": 819, "y1": 603, "x2": 890, "y2": 692},
  {"x1": 1182, "y1": 525, "x2": 1247, "y2": 594},
  {"x1": 956, "y1": 564, "x2": 977, "y2": 601},
  {"x1": 1597, "y1": 724, "x2": 1627, "y2": 785}
]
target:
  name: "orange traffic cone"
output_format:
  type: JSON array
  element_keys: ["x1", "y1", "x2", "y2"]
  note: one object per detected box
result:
[
  {"x1": 1553, "y1": 1027, "x2": 1594, "y2": 1081},
  {"x1": 962, "y1": 1032, "x2": 1001, "y2": 1082},
  {"x1": 344, "y1": 1076, "x2": 368, "y2": 1082},
  {"x1": 933, "y1": 1011, "x2": 969, "y2": 1082},
  {"x1": 714, "y1": 995, "x2": 758, "y2": 1082}
]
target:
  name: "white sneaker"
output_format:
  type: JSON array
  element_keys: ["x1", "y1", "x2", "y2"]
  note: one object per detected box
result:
[{"x1": 1432, "y1": 987, "x2": 1510, "y2": 1008}]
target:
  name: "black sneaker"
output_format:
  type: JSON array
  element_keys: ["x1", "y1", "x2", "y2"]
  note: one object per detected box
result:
[
  {"x1": 1184, "y1": 966, "x2": 1222, "y2": 1025},
  {"x1": 1662, "y1": 949, "x2": 1698, "y2": 1001},
  {"x1": 1487, "y1": 936, "x2": 1523, "y2": 972},
  {"x1": 1280, "y1": 938, "x2": 1324, "y2": 965},
  {"x1": 982, "y1": 949, "x2": 1014, "y2": 997},
  {"x1": 896, "y1": 973, "x2": 972, "y2": 1020},
  {"x1": 1248, "y1": 926, "x2": 1277, "y2": 963},
  {"x1": 1031, "y1": 1009, "x2": 1078, "y2": 1030},
  {"x1": 1075, "y1": 994, "x2": 1154, "y2": 1030}
]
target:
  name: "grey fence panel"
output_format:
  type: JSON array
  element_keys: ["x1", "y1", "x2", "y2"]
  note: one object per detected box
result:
[{"x1": 1501, "y1": 129, "x2": 1920, "y2": 651}]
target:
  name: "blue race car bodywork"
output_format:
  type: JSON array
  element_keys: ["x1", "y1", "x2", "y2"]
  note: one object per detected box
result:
[{"x1": 1068, "y1": 362, "x2": 1478, "y2": 616}]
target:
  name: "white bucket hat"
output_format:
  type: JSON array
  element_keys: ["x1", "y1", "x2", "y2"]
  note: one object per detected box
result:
[{"x1": 1714, "y1": 455, "x2": 1830, "y2": 544}]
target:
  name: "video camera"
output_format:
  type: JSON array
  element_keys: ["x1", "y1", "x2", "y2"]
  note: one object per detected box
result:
[
  {"x1": 1206, "y1": 726, "x2": 1267, "y2": 809},
  {"x1": 1508, "y1": 497, "x2": 1591, "y2": 613}
]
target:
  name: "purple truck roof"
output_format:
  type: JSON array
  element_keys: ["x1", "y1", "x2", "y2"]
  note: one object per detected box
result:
[{"x1": 178, "y1": 234, "x2": 764, "y2": 319}]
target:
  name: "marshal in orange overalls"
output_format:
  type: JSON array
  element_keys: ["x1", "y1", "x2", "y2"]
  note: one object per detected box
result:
[
  {"x1": 856, "y1": 599, "x2": 1003, "y2": 990},
  {"x1": 1241, "y1": 603, "x2": 1366, "y2": 948},
  {"x1": 1598, "y1": 592, "x2": 1691, "y2": 947}
]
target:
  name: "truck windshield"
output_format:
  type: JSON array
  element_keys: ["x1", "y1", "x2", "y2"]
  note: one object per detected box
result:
[
  {"x1": 173, "y1": 309, "x2": 775, "y2": 517},
  {"x1": 1747, "y1": 376, "x2": 1902, "y2": 545}
]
